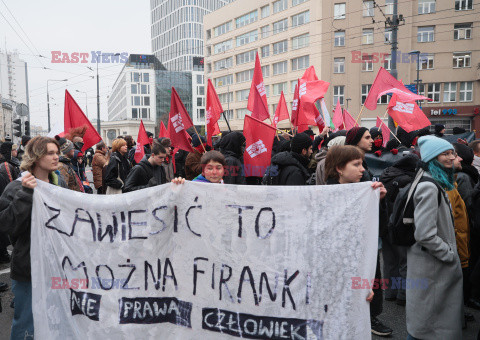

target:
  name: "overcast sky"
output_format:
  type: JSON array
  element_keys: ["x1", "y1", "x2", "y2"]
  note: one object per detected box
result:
[{"x1": 0, "y1": 0, "x2": 151, "y2": 130}]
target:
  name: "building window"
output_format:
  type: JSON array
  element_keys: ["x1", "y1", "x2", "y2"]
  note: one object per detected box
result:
[
  {"x1": 214, "y1": 40, "x2": 233, "y2": 54},
  {"x1": 417, "y1": 26, "x2": 435, "y2": 42},
  {"x1": 455, "y1": 0, "x2": 473, "y2": 10},
  {"x1": 265, "y1": 85, "x2": 270, "y2": 96},
  {"x1": 214, "y1": 21, "x2": 232, "y2": 37},
  {"x1": 383, "y1": 54, "x2": 391, "y2": 70},
  {"x1": 219, "y1": 110, "x2": 233, "y2": 121},
  {"x1": 384, "y1": 28, "x2": 392, "y2": 44},
  {"x1": 459, "y1": 81, "x2": 473, "y2": 101},
  {"x1": 418, "y1": 0, "x2": 435, "y2": 14},
  {"x1": 144, "y1": 97, "x2": 150, "y2": 106},
  {"x1": 385, "y1": 0, "x2": 394, "y2": 14},
  {"x1": 291, "y1": 80, "x2": 297, "y2": 93},
  {"x1": 378, "y1": 94, "x2": 389, "y2": 104},
  {"x1": 215, "y1": 74, "x2": 233, "y2": 87},
  {"x1": 218, "y1": 92, "x2": 233, "y2": 104},
  {"x1": 141, "y1": 84, "x2": 149, "y2": 94},
  {"x1": 454, "y1": 23, "x2": 472, "y2": 40},
  {"x1": 292, "y1": 11, "x2": 309, "y2": 27},
  {"x1": 333, "y1": 86, "x2": 344, "y2": 105},
  {"x1": 132, "y1": 108, "x2": 138, "y2": 119},
  {"x1": 131, "y1": 84, "x2": 137, "y2": 94},
  {"x1": 236, "y1": 10, "x2": 258, "y2": 28},
  {"x1": 443, "y1": 82, "x2": 457, "y2": 102},
  {"x1": 197, "y1": 74, "x2": 204, "y2": 84},
  {"x1": 236, "y1": 30, "x2": 258, "y2": 46},
  {"x1": 292, "y1": 0, "x2": 308, "y2": 6},
  {"x1": 419, "y1": 54, "x2": 434, "y2": 69},
  {"x1": 292, "y1": 55, "x2": 309, "y2": 71},
  {"x1": 141, "y1": 108, "x2": 149, "y2": 119},
  {"x1": 273, "y1": 61, "x2": 288, "y2": 75},
  {"x1": 261, "y1": 5, "x2": 270, "y2": 18},
  {"x1": 334, "y1": 57, "x2": 345, "y2": 73},
  {"x1": 262, "y1": 65, "x2": 270, "y2": 77},
  {"x1": 363, "y1": 1, "x2": 374, "y2": 16},
  {"x1": 236, "y1": 50, "x2": 256, "y2": 65},
  {"x1": 362, "y1": 55, "x2": 374, "y2": 71},
  {"x1": 273, "y1": 40, "x2": 288, "y2": 55},
  {"x1": 273, "y1": 0, "x2": 288, "y2": 13},
  {"x1": 362, "y1": 29, "x2": 374, "y2": 44},
  {"x1": 261, "y1": 25, "x2": 270, "y2": 38},
  {"x1": 236, "y1": 69, "x2": 255, "y2": 83},
  {"x1": 214, "y1": 57, "x2": 233, "y2": 71},
  {"x1": 198, "y1": 86, "x2": 205, "y2": 95},
  {"x1": 292, "y1": 33, "x2": 309, "y2": 49},
  {"x1": 273, "y1": 18, "x2": 288, "y2": 34},
  {"x1": 261, "y1": 45, "x2": 270, "y2": 58},
  {"x1": 236, "y1": 109, "x2": 249, "y2": 119},
  {"x1": 132, "y1": 72, "x2": 140, "y2": 82},
  {"x1": 334, "y1": 3, "x2": 346, "y2": 19},
  {"x1": 133, "y1": 96, "x2": 141, "y2": 106},
  {"x1": 197, "y1": 97, "x2": 203, "y2": 106},
  {"x1": 236, "y1": 89, "x2": 250, "y2": 101},
  {"x1": 453, "y1": 52, "x2": 471, "y2": 68},
  {"x1": 423, "y1": 83, "x2": 440, "y2": 102},
  {"x1": 143, "y1": 73, "x2": 149, "y2": 82},
  {"x1": 273, "y1": 82, "x2": 288, "y2": 95},
  {"x1": 334, "y1": 31, "x2": 345, "y2": 46},
  {"x1": 361, "y1": 84, "x2": 372, "y2": 104}
]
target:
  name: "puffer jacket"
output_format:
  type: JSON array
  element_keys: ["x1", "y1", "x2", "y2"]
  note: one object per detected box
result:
[
  {"x1": 270, "y1": 151, "x2": 310, "y2": 185},
  {"x1": 92, "y1": 149, "x2": 107, "y2": 189}
]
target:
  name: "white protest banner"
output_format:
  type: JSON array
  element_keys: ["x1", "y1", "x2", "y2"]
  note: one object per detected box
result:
[{"x1": 31, "y1": 181, "x2": 379, "y2": 339}]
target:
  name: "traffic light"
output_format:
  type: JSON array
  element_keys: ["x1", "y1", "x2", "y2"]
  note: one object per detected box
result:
[
  {"x1": 13, "y1": 118, "x2": 22, "y2": 137},
  {"x1": 24, "y1": 121, "x2": 30, "y2": 136}
]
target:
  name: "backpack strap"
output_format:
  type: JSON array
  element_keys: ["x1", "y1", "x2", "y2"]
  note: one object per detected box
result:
[{"x1": 402, "y1": 169, "x2": 425, "y2": 223}]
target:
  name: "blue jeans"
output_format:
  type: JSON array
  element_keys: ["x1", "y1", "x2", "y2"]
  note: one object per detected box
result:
[
  {"x1": 10, "y1": 280, "x2": 34, "y2": 340},
  {"x1": 407, "y1": 334, "x2": 421, "y2": 340}
]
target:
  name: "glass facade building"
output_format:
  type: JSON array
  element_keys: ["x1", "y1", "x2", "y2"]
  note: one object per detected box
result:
[{"x1": 150, "y1": 0, "x2": 235, "y2": 71}]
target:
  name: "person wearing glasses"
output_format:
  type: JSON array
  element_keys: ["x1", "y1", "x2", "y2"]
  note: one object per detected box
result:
[{"x1": 406, "y1": 136, "x2": 463, "y2": 340}]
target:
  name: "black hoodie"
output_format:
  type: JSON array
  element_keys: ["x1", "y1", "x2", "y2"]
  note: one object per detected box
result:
[
  {"x1": 124, "y1": 155, "x2": 166, "y2": 192},
  {"x1": 219, "y1": 132, "x2": 246, "y2": 185},
  {"x1": 270, "y1": 151, "x2": 310, "y2": 185}
]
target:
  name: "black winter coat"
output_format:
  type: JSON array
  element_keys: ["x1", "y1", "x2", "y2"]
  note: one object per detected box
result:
[
  {"x1": 104, "y1": 152, "x2": 131, "y2": 190},
  {"x1": 219, "y1": 132, "x2": 246, "y2": 185},
  {"x1": 124, "y1": 156, "x2": 166, "y2": 192},
  {"x1": 270, "y1": 151, "x2": 310, "y2": 185}
]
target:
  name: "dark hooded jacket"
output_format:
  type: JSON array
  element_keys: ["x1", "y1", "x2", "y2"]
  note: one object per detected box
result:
[
  {"x1": 454, "y1": 143, "x2": 478, "y2": 217},
  {"x1": 270, "y1": 151, "x2": 310, "y2": 185},
  {"x1": 124, "y1": 155, "x2": 166, "y2": 192},
  {"x1": 218, "y1": 131, "x2": 246, "y2": 185},
  {"x1": 104, "y1": 151, "x2": 131, "y2": 190},
  {"x1": 0, "y1": 142, "x2": 21, "y2": 195}
]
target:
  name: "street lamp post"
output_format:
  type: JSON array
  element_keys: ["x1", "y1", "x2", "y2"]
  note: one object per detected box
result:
[
  {"x1": 76, "y1": 90, "x2": 88, "y2": 118},
  {"x1": 47, "y1": 79, "x2": 67, "y2": 132},
  {"x1": 408, "y1": 50, "x2": 422, "y2": 107},
  {"x1": 96, "y1": 53, "x2": 120, "y2": 135}
]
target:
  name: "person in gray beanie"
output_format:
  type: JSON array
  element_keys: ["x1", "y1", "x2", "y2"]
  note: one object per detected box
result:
[
  {"x1": 267, "y1": 133, "x2": 313, "y2": 185},
  {"x1": 56, "y1": 136, "x2": 84, "y2": 192}
]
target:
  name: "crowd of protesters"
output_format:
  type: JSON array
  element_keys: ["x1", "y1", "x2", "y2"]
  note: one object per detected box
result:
[{"x1": 0, "y1": 121, "x2": 479, "y2": 339}]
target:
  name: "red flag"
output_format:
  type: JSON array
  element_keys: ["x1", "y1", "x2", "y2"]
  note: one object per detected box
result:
[
  {"x1": 332, "y1": 99, "x2": 344, "y2": 131},
  {"x1": 64, "y1": 90, "x2": 101, "y2": 151},
  {"x1": 247, "y1": 53, "x2": 268, "y2": 112},
  {"x1": 301, "y1": 66, "x2": 319, "y2": 82},
  {"x1": 387, "y1": 94, "x2": 431, "y2": 133},
  {"x1": 364, "y1": 67, "x2": 430, "y2": 110},
  {"x1": 167, "y1": 87, "x2": 194, "y2": 152},
  {"x1": 251, "y1": 85, "x2": 270, "y2": 121},
  {"x1": 343, "y1": 109, "x2": 358, "y2": 130},
  {"x1": 206, "y1": 79, "x2": 223, "y2": 147},
  {"x1": 291, "y1": 82, "x2": 300, "y2": 126},
  {"x1": 134, "y1": 120, "x2": 150, "y2": 163},
  {"x1": 376, "y1": 116, "x2": 391, "y2": 147},
  {"x1": 159, "y1": 121, "x2": 168, "y2": 138},
  {"x1": 243, "y1": 115, "x2": 276, "y2": 177},
  {"x1": 272, "y1": 91, "x2": 290, "y2": 128},
  {"x1": 297, "y1": 80, "x2": 330, "y2": 125}
]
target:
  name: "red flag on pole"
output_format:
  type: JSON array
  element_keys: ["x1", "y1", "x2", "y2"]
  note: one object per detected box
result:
[
  {"x1": 301, "y1": 66, "x2": 319, "y2": 82},
  {"x1": 376, "y1": 116, "x2": 391, "y2": 147},
  {"x1": 247, "y1": 53, "x2": 268, "y2": 112},
  {"x1": 387, "y1": 94, "x2": 431, "y2": 133},
  {"x1": 206, "y1": 79, "x2": 223, "y2": 147},
  {"x1": 343, "y1": 109, "x2": 358, "y2": 130},
  {"x1": 272, "y1": 91, "x2": 290, "y2": 128},
  {"x1": 291, "y1": 82, "x2": 299, "y2": 126},
  {"x1": 159, "y1": 121, "x2": 168, "y2": 138},
  {"x1": 134, "y1": 120, "x2": 150, "y2": 163},
  {"x1": 364, "y1": 67, "x2": 430, "y2": 110},
  {"x1": 243, "y1": 115, "x2": 276, "y2": 177},
  {"x1": 297, "y1": 80, "x2": 330, "y2": 127},
  {"x1": 167, "y1": 87, "x2": 194, "y2": 152},
  {"x1": 64, "y1": 90, "x2": 101, "y2": 151},
  {"x1": 251, "y1": 85, "x2": 270, "y2": 121},
  {"x1": 332, "y1": 99, "x2": 344, "y2": 131}
]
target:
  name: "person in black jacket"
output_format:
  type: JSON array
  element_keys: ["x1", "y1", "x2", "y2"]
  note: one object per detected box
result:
[
  {"x1": 218, "y1": 131, "x2": 246, "y2": 185},
  {"x1": 0, "y1": 136, "x2": 67, "y2": 339},
  {"x1": 379, "y1": 153, "x2": 420, "y2": 306},
  {"x1": 124, "y1": 143, "x2": 167, "y2": 192},
  {"x1": 269, "y1": 133, "x2": 312, "y2": 185},
  {"x1": 345, "y1": 127, "x2": 374, "y2": 181},
  {"x1": 104, "y1": 138, "x2": 131, "y2": 194}
]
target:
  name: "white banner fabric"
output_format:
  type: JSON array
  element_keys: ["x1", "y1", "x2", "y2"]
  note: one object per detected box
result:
[{"x1": 31, "y1": 181, "x2": 379, "y2": 339}]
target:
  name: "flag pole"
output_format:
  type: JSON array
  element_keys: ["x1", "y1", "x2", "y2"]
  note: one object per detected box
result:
[
  {"x1": 354, "y1": 103, "x2": 365, "y2": 125},
  {"x1": 191, "y1": 125, "x2": 207, "y2": 153},
  {"x1": 222, "y1": 111, "x2": 232, "y2": 132},
  {"x1": 268, "y1": 117, "x2": 281, "y2": 141},
  {"x1": 378, "y1": 108, "x2": 401, "y2": 144}
]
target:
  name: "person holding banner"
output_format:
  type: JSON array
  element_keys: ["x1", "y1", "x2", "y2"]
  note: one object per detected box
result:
[
  {"x1": 324, "y1": 145, "x2": 392, "y2": 337},
  {"x1": 0, "y1": 136, "x2": 67, "y2": 340},
  {"x1": 192, "y1": 150, "x2": 225, "y2": 184}
]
